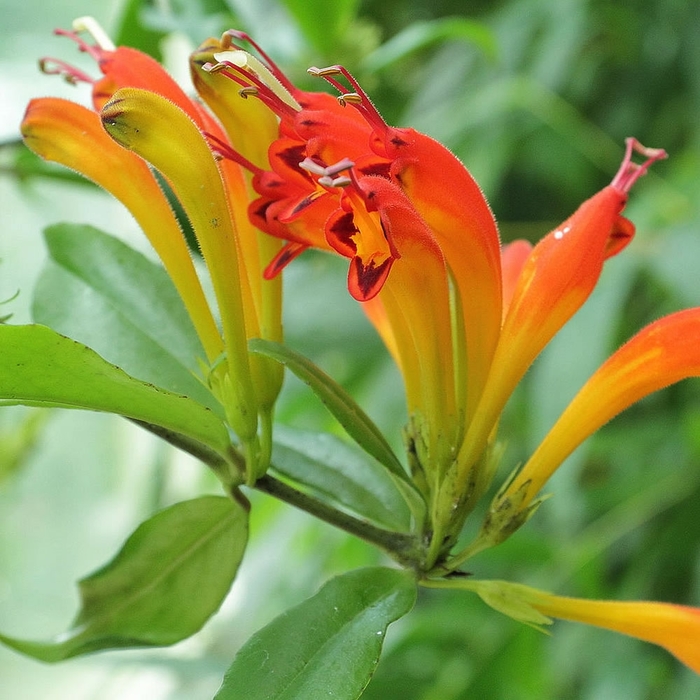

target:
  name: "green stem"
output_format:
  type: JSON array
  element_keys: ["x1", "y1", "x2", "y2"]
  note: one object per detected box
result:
[
  {"x1": 254, "y1": 474, "x2": 423, "y2": 568},
  {"x1": 130, "y1": 419, "x2": 243, "y2": 484},
  {"x1": 131, "y1": 419, "x2": 424, "y2": 569},
  {"x1": 419, "y1": 577, "x2": 480, "y2": 591}
]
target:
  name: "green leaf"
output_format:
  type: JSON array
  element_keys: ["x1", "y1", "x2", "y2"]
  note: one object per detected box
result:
[
  {"x1": 214, "y1": 567, "x2": 416, "y2": 700},
  {"x1": 279, "y1": 0, "x2": 359, "y2": 55},
  {"x1": 363, "y1": 17, "x2": 497, "y2": 72},
  {"x1": 249, "y1": 339, "x2": 407, "y2": 482},
  {"x1": 5, "y1": 143, "x2": 94, "y2": 187},
  {"x1": 33, "y1": 223, "x2": 222, "y2": 416},
  {"x1": 0, "y1": 495, "x2": 248, "y2": 660},
  {"x1": 271, "y1": 426, "x2": 411, "y2": 531},
  {"x1": 0, "y1": 324, "x2": 231, "y2": 458},
  {"x1": 113, "y1": 0, "x2": 168, "y2": 60},
  {"x1": 0, "y1": 409, "x2": 48, "y2": 484}
]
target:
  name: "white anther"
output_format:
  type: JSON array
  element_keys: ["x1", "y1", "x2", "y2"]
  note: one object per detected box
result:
[
  {"x1": 213, "y1": 50, "x2": 301, "y2": 110},
  {"x1": 72, "y1": 16, "x2": 116, "y2": 51},
  {"x1": 299, "y1": 157, "x2": 355, "y2": 188}
]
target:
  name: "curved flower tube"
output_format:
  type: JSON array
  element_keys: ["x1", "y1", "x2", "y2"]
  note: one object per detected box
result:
[
  {"x1": 457, "y1": 139, "x2": 667, "y2": 485},
  {"x1": 102, "y1": 88, "x2": 259, "y2": 445},
  {"x1": 352, "y1": 175, "x2": 458, "y2": 488},
  {"x1": 22, "y1": 18, "x2": 286, "y2": 480},
  {"x1": 489, "y1": 307, "x2": 700, "y2": 526},
  {"x1": 427, "y1": 578, "x2": 700, "y2": 675},
  {"x1": 530, "y1": 591, "x2": 700, "y2": 674},
  {"x1": 21, "y1": 20, "x2": 700, "y2": 675},
  {"x1": 21, "y1": 98, "x2": 223, "y2": 364}
]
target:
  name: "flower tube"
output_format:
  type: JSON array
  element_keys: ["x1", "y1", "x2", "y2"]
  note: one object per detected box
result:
[{"x1": 23, "y1": 18, "x2": 288, "y2": 479}]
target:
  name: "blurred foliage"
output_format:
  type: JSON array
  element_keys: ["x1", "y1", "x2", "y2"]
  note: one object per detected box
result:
[{"x1": 1, "y1": 0, "x2": 700, "y2": 698}]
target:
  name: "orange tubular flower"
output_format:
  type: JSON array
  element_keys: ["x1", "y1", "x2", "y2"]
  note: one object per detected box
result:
[
  {"x1": 428, "y1": 578, "x2": 700, "y2": 674},
  {"x1": 530, "y1": 592, "x2": 700, "y2": 674},
  {"x1": 193, "y1": 37, "x2": 700, "y2": 671},
  {"x1": 22, "y1": 20, "x2": 700, "y2": 674},
  {"x1": 482, "y1": 307, "x2": 700, "y2": 542},
  {"x1": 191, "y1": 47, "x2": 499, "y2": 549},
  {"x1": 457, "y1": 139, "x2": 665, "y2": 479},
  {"x1": 22, "y1": 17, "x2": 285, "y2": 479}
]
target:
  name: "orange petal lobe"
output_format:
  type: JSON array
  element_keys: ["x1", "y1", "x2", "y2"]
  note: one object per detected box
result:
[{"x1": 92, "y1": 47, "x2": 201, "y2": 124}]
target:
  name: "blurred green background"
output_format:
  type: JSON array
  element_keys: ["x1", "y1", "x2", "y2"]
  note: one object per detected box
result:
[{"x1": 1, "y1": 0, "x2": 700, "y2": 698}]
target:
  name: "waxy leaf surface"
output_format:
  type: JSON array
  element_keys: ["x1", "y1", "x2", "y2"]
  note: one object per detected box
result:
[
  {"x1": 0, "y1": 324, "x2": 230, "y2": 457},
  {"x1": 272, "y1": 426, "x2": 411, "y2": 531},
  {"x1": 33, "y1": 223, "x2": 222, "y2": 415},
  {"x1": 0, "y1": 496, "x2": 248, "y2": 660},
  {"x1": 214, "y1": 567, "x2": 417, "y2": 700}
]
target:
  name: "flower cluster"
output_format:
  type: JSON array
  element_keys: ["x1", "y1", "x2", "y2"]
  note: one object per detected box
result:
[{"x1": 22, "y1": 17, "x2": 700, "y2": 674}]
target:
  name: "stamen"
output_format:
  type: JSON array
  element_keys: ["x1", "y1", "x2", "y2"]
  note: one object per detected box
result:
[
  {"x1": 203, "y1": 60, "x2": 298, "y2": 120},
  {"x1": 202, "y1": 60, "x2": 225, "y2": 74},
  {"x1": 306, "y1": 66, "x2": 343, "y2": 77},
  {"x1": 338, "y1": 93, "x2": 363, "y2": 107},
  {"x1": 327, "y1": 176, "x2": 352, "y2": 187},
  {"x1": 53, "y1": 28, "x2": 103, "y2": 62},
  {"x1": 205, "y1": 132, "x2": 263, "y2": 175},
  {"x1": 212, "y1": 49, "x2": 301, "y2": 111},
  {"x1": 298, "y1": 158, "x2": 327, "y2": 176},
  {"x1": 51, "y1": 16, "x2": 115, "y2": 68},
  {"x1": 611, "y1": 137, "x2": 668, "y2": 193},
  {"x1": 307, "y1": 65, "x2": 389, "y2": 136},
  {"x1": 298, "y1": 157, "x2": 355, "y2": 188},
  {"x1": 39, "y1": 57, "x2": 94, "y2": 85},
  {"x1": 72, "y1": 16, "x2": 116, "y2": 51},
  {"x1": 307, "y1": 65, "x2": 348, "y2": 96},
  {"x1": 222, "y1": 30, "x2": 297, "y2": 95}
]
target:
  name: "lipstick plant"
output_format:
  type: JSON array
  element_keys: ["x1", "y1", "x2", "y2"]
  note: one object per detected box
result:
[{"x1": 2, "y1": 15, "x2": 699, "y2": 699}]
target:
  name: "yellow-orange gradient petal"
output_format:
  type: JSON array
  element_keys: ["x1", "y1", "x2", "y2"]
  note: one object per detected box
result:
[
  {"x1": 389, "y1": 130, "x2": 502, "y2": 424},
  {"x1": 102, "y1": 88, "x2": 258, "y2": 442},
  {"x1": 461, "y1": 140, "x2": 666, "y2": 482},
  {"x1": 21, "y1": 97, "x2": 222, "y2": 363},
  {"x1": 429, "y1": 578, "x2": 700, "y2": 674},
  {"x1": 459, "y1": 185, "x2": 629, "y2": 480},
  {"x1": 359, "y1": 176, "x2": 458, "y2": 479},
  {"x1": 506, "y1": 307, "x2": 700, "y2": 506},
  {"x1": 530, "y1": 590, "x2": 700, "y2": 674},
  {"x1": 190, "y1": 39, "x2": 279, "y2": 170},
  {"x1": 217, "y1": 155, "x2": 284, "y2": 416}
]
